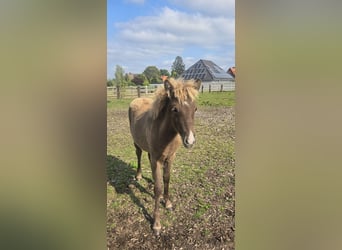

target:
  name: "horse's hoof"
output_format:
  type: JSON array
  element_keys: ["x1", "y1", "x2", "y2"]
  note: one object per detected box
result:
[
  {"x1": 165, "y1": 200, "x2": 173, "y2": 210},
  {"x1": 153, "y1": 224, "x2": 161, "y2": 236},
  {"x1": 153, "y1": 228, "x2": 161, "y2": 236}
]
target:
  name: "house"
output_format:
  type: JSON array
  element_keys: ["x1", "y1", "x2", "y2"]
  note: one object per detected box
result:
[
  {"x1": 126, "y1": 72, "x2": 136, "y2": 81},
  {"x1": 227, "y1": 67, "x2": 236, "y2": 78},
  {"x1": 181, "y1": 59, "x2": 234, "y2": 82}
]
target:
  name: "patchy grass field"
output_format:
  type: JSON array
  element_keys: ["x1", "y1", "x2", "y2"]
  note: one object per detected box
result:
[
  {"x1": 198, "y1": 91, "x2": 235, "y2": 107},
  {"x1": 107, "y1": 91, "x2": 235, "y2": 249}
]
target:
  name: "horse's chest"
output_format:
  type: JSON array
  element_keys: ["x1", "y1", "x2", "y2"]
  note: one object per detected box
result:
[{"x1": 157, "y1": 135, "x2": 181, "y2": 159}]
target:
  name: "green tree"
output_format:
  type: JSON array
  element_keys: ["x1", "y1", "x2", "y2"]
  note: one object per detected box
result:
[
  {"x1": 114, "y1": 65, "x2": 127, "y2": 87},
  {"x1": 124, "y1": 73, "x2": 130, "y2": 83},
  {"x1": 131, "y1": 74, "x2": 146, "y2": 86},
  {"x1": 114, "y1": 65, "x2": 128, "y2": 99},
  {"x1": 160, "y1": 69, "x2": 170, "y2": 77},
  {"x1": 107, "y1": 79, "x2": 114, "y2": 86},
  {"x1": 143, "y1": 66, "x2": 160, "y2": 84},
  {"x1": 171, "y1": 56, "x2": 185, "y2": 78}
]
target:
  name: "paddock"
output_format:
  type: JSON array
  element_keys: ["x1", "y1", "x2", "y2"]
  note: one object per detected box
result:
[{"x1": 107, "y1": 94, "x2": 235, "y2": 249}]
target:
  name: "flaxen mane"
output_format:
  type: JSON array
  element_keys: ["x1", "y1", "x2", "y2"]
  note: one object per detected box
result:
[{"x1": 151, "y1": 78, "x2": 199, "y2": 119}]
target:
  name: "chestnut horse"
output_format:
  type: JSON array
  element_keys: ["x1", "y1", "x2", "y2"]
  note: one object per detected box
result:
[{"x1": 128, "y1": 77, "x2": 201, "y2": 235}]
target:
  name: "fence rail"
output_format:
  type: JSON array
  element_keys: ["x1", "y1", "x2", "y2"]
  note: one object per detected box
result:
[
  {"x1": 200, "y1": 81, "x2": 235, "y2": 92},
  {"x1": 107, "y1": 86, "x2": 156, "y2": 99},
  {"x1": 107, "y1": 82, "x2": 235, "y2": 99}
]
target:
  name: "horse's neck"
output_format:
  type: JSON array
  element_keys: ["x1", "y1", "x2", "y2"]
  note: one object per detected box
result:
[{"x1": 153, "y1": 110, "x2": 178, "y2": 142}]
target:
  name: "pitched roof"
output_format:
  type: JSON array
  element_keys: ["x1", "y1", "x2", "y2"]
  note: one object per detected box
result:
[
  {"x1": 227, "y1": 67, "x2": 236, "y2": 78},
  {"x1": 181, "y1": 59, "x2": 234, "y2": 81}
]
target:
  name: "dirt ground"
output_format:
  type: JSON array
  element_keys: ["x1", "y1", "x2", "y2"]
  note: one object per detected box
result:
[{"x1": 107, "y1": 106, "x2": 235, "y2": 249}]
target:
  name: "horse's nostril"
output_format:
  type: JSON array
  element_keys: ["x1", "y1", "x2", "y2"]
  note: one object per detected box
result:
[
  {"x1": 184, "y1": 131, "x2": 195, "y2": 146},
  {"x1": 184, "y1": 136, "x2": 195, "y2": 147}
]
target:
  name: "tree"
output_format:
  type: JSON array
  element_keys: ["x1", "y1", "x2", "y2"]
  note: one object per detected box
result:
[
  {"x1": 107, "y1": 79, "x2": 114, "y2": 86},
  {"x1": 114, "y1": 65, "x2": 127, "y2": 87},
  {"x1": 124, "y1": 73, "x2": 130, "y2": 83},
  {"x1": 131, "y1": 74, "x2": 146, "y2": 86},
  {"x1": 114, "y1": 65, "x2": 128, "y2": 99},
  {"x1": 160, "y1": 69, "x2": 170, "y2": 77},
  {"x1": 143, "y1": 66, "x2": 160, "y2": 84},
  {"x1": 171, "y1": 56, "x2": 185, "y2": 78}
]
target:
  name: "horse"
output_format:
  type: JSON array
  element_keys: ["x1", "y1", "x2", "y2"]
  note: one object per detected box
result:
[{"x1": 128, "y1": 77, "x2": 201, "y2": 235}]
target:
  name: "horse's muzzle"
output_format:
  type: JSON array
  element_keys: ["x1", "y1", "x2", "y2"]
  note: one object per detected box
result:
[{"x1": 183, "y1": 131, "x2": 195, "y2": 148}]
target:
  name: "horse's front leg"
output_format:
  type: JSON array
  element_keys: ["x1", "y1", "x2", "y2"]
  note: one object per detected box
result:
[
  {"x1": 163, "y1": 158, "x2": 173, "y2": 210},
  {"x1": 151, "y1": 159, "x2": 163, "y2": 235}
]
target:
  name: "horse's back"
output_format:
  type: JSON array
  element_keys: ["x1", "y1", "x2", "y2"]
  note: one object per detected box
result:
[
  {"x1": 129, "y1": 98, "x2": 153, "y2": 151},
  {"x1": 129, "y1": 98, "x2": 153, "y2": 118}
]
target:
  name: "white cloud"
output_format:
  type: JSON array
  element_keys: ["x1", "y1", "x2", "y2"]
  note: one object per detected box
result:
[
  {"x1": 107, "y1": 7, "x2": 235, "y2": 76},
  {"x1": 124, "y1": 0, "x2": 145, "y2": 4},
  {"x1": 115, "y1": 7, "x2": 234, "y2": 48},
  {"x1": 169, "y1": 0, "x2": 235, "y2": 17}
]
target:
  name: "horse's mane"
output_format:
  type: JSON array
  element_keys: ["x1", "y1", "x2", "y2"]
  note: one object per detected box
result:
[{"x1": 151, "y1": 78, "x2": 199, "y2": 119}]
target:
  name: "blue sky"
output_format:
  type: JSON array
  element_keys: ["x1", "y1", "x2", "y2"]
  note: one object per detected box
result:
[{"x1": 107, "y1": 0, "x2": 235, "y2": 79}]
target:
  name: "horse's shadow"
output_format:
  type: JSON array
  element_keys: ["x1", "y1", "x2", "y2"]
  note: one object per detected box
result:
[{"x1": 106, "y1": 155, "x2": 154, "y2": 225}]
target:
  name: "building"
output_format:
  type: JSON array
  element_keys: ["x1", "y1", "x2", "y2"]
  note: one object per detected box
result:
[
  {"x1": 181, "y1": 59, "x2": 235, "y2": 82},
  {"x1": 126, "y1": 72, "x2": 136, "y2": 81},
  {"x1": 227, "y1": 66, "x2": 236, "y2": 78}
]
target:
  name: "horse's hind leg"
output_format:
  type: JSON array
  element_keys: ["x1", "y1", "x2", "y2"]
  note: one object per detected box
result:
[{"x1": 134, "y1": 143, "x2": 142, "y2": 181}]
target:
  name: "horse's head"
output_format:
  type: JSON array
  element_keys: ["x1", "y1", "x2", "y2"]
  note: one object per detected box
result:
[{"x1": 164, "y1": 78, "x2": 201, "y2": 148}]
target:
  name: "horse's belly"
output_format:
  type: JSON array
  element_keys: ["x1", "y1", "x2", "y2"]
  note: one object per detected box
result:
[
  {"x1": 129, "y1": 98, "x2": 152, "y2": 152},
  {"x1": 132, "y1": 129, "x2": 150, "y2": 152}
]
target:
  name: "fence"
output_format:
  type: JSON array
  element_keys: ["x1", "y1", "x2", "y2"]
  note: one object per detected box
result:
[
  {"x1": 107, "y1": 86, "x2": 157, "y2": 99},
  {"x1": 200, "y1": 81, "x2": 235, "y2": 92},
  {"x1": 107, "y1": 81, "x2": 235, "y2": 99}
]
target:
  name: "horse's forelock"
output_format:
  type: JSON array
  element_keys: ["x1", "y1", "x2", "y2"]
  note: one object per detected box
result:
[
  {"x1": 151, "y1": 78, "x2": 198, "y2": 119},
  {"x1": 160, "y1": 78, "x2": 198, "y2": 102}
]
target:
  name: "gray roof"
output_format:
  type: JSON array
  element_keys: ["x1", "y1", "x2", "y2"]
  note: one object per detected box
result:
[{"x1": 181, "y1": 59, "x2": 234, "y2": 81}]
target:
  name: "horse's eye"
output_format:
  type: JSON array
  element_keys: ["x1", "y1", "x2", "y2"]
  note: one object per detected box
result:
[{"x1": 171, "y1": 107, "x2": 178, "y2": 112}]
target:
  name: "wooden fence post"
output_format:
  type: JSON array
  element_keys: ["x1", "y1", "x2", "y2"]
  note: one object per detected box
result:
[
  {"x1": 137, "y1": 86, "x2": 141, "y2": 97},
  {"x1": 220, "y1": 84, "x2": 223, "y2": 92},
  {"x1": 116, "y1": 85, "x2": 120, "y2": 99},
  {"x1": 209, "y1": 84, "x2": 211, "y2": 93},
  {"x1": 201, "y1": 85, "x2": 204, "y2": 93}
]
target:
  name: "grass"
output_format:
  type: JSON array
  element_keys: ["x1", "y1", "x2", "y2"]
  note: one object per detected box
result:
[
  {"x1": 107, "y1": 98, "x2": 132, "y2": 109},
  {"x1": 106, "y1": 91, "x2": 235, "y2": 249},
  {"x1": 194, "y1": 200, "x2": 211, "y2": 219},
  {"x1": 107, "y1": 91, "x2": 235, "y2": 110},
  {"x1": 197, "y1": 91, "x2": 235, "y2": 107}
]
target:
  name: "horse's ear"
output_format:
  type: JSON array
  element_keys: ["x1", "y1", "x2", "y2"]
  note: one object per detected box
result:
[
  {"x1": 194, "y1": 79, "x2": 202, "y2": 90},
  {"x1": 161, "y1": 75, "x2": 168, "y2": 82},
  {"x1": 164, "y1": 79, "x2": 174, "y2": 96}
]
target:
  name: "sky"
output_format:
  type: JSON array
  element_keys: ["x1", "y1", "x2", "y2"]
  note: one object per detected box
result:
[{"x1": 107, "y1": 0, "x2": 235, "y2": 79}]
